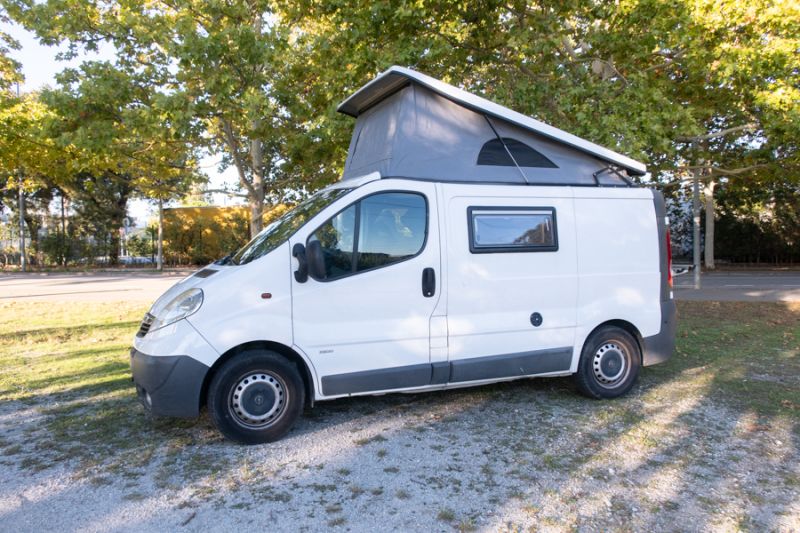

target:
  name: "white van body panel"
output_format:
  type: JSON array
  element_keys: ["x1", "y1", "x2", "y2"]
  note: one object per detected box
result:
[
  {"x1": 443, "y1": 184, "x2": 578, "y2": 366},
  {"x1": 184, "y1": 242, "x2": 296, "y2": 363},
  {"x1": 133, "y1": 317, "x2": 220, "y2": 367}
]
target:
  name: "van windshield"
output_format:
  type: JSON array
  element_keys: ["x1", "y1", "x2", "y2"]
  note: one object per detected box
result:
[{"x1": 231, "y1": 187, "x2": 352, "y2": 265}]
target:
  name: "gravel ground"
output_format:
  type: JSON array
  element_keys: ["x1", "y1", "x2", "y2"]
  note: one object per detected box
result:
[
  {"x1": 1, "y1": 374, "x2": 798, "y2": 532},
  {"x1": 1, "y1": 300, "x2": 799, "y2": 532}
]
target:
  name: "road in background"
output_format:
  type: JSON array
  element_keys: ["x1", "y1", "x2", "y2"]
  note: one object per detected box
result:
[
  {"x1": 1, "y1": 269, "x2": 798, "y2": 303},
  {"x1": 0, "y1": 271, "x2": 192, "y2": 302},
  {"x1": 674, "y1": 271, "x2": 800, "y2": 302}
]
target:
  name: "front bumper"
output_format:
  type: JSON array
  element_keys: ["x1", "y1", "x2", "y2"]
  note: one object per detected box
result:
[
  {"x1": 642, "y1": 299, "x2": 677, "y2": 366},
  {"x1": 130, "y1": 348, "x2": 209, "y2": 418}
]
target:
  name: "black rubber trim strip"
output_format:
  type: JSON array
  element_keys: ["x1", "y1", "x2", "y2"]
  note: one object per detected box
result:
[
  {"x1": 320, "y1": 347, "x2": 573, "y2": 396},
  {"x1": 448, "y1": 348, "x2": 572, "y2": 383},
  {"x1": 431, "y1": 362, "x2": 450, "y2": 385},
  {"x1": 642, "y1": 300, "x2": 677, "y2": 366},
  {"x1": 321, "y1": 363, "x2": 432, "y2": 396}
]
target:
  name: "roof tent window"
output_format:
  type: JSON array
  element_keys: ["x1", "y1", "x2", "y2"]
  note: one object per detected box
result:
[{"x1": 477, "y1": 138, "x2": 558, "y2": 168}]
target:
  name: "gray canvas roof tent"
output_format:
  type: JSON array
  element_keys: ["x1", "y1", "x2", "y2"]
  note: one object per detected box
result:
[{"x1": 337, "y1": 66, "x2": 647, "y2": 186}]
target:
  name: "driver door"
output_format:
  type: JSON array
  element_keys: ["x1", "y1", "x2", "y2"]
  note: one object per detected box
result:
[{"x1": 290, "y1": 181, "x2": 441, "y2": 397}]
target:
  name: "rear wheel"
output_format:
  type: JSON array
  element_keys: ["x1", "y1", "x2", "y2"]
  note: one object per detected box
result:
[
  {"x1": 208, "y1": 350, "x2": 304, "y2": 444},
  {"x1": 574, "y1": 326, "x2": 640, "y2": 399}
]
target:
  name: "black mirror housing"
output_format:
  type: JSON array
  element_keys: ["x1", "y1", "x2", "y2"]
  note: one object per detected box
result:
[
  {"x1": 306, "y1": 239, "x2": 326, "y2": 280},
  {"x1": 292, "y1": 243, "x2": 308, "y2": 283}
]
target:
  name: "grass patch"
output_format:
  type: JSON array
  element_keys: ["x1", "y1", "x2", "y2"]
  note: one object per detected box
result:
[
  {"x1": 0, "y1": 301, "x2": 213, "y2": 474},
  {"x1": 646, "y1": 301, "x2": 800, "y2": 418},
  {"x1": 437, "y1": 507, "x2": 456, "y2": 522},
  {"x1": 354, "y1": 434, "x2": 388, "y2": 446}
]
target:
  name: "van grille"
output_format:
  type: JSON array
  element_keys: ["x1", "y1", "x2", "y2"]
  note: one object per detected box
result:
[{"x1": 137, "y1": 313, "x2": 155, "y2": 337}]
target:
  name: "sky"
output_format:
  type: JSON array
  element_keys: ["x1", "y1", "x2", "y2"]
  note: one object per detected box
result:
[{"x1": 2, "y1": 20, "x2": 241, "y2": 226}]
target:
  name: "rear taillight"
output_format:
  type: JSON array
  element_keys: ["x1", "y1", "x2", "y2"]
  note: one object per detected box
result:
[{"x1": 666, "y1": 227, "x2": 673, "y2": 288}]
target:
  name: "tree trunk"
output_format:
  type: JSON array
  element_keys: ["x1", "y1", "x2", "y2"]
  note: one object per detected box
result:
[
  {"x1": 247, "y1": 14, "x2": 266, "y2": 238},
  {"x1": 250, "y1": 131, "x2": 265, "y2": 237},
  {"x1": 18, "y1": 171, "x2": 26, "y2": 272},
  {"x1": 108, "y1": 230, "x2": 121, "y2": 266},
  {"x1": 703, "y1": 179, "x2": 715, "y2": 270},
  {"x1": 157, "y1": 198, "x2": 164, "y2": 271},
  {"x1": 24, "y1": 213, "x2": 40, "y2": 266},
  {"x1": 60, "y1": 192, "x2": 67, "y2": 266},
  {"x1": 219, "y1": 119, "x2": 262, "y2": 239}
]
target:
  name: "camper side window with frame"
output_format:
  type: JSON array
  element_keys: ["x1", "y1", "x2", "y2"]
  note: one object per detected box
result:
[
  {"x1": 308, "y1": 192, "x2": 428, "y2": 280},
  {"x1": 468, "y1": 206, "x2": 558, "y2": 253}
]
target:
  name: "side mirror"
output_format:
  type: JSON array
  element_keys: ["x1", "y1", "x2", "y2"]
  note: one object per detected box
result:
[
  {"x1": 292, "y1": 243, "x2": 308, "y2": 283},
  {"x1": 306, "y1": 239, "x2": 326, "y2": 280}
]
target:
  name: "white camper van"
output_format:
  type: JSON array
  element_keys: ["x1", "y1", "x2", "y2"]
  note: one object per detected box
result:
[{"x1": 131, "y1": 67, "x2": 676, "y2": 444}]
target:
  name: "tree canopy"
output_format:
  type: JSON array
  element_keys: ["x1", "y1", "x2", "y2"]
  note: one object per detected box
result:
[{"x1": 0, "y1": 0, "x2": 798, "y2": 264}]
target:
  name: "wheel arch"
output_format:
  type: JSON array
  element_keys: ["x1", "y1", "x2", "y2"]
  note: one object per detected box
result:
[
  {"x1": 200, "y1": 341, "x2": 316, "y2": 411},
  {"x1": 584, "y1": 319, "x2": 644, "y2": 362}
]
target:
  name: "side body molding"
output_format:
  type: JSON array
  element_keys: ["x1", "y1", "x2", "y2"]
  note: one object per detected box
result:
[{"x1": 320, "y1": 347, "x2": 572, "y2": 396}]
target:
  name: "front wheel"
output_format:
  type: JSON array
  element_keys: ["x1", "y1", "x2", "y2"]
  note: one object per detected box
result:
[
  {"x1": 207, "y1": 350, "x2": 305, "y2": 444},
  {"x1": 574, "y1": 326, "x2": 641, "y2": 399}
]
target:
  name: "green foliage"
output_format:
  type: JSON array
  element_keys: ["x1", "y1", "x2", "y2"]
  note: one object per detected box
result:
[
  {"x1": 125, "y1": 233, "x2": 152, "y2": 258},
  {"x1": 0, "y1": 7, "x2": 21, "y2": 94},
  {"x1": 39, "y1": 231, "x2": 84, "y2": 266},
  {"x1": 1, "y1": 0, "x2": 799, "y2": 260},
  {"x1": 715, "y1": 181, "x2": 800, "y2": 264},
  {"x1": 40, "y1": 61, "x2": 202, "y2": 202}
]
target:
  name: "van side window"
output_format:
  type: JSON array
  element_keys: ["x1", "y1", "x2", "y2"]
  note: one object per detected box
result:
[
  {"x1": 468, "y1": 206, "x2": 558, "y2": 253},
  {"x1": 308, "y1": 192, "x2": 427, "y2": 280},
  {"x1": 310, "y1": 204, "x2": 357, "y2": 279}
]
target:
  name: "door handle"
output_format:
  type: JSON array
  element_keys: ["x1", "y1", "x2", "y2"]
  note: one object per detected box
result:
[{"x1": 422, "y1": 267, "x2": 436, "y2": 297}]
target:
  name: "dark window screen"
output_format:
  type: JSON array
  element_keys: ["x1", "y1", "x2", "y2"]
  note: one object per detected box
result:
[{"x1": 477, "y1": 138, "x2": 558, "y2": 168}]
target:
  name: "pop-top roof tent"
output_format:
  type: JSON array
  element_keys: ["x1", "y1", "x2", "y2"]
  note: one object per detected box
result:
[{"x1": 337, "y1": 66, "x2": 646, "y2": 186}]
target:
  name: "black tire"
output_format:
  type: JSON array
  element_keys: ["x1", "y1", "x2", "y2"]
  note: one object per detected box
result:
[
  {"x1": 574, "y1": 326, "x2": 641, "y2": 399},
  {"x1": 207, "y1": 350, "x2": 305, "y2": 444}
]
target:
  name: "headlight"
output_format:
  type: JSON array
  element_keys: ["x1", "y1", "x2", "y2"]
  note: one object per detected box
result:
[{"x1": 150, "y1": 288, "x2": 204, "y2": 331}]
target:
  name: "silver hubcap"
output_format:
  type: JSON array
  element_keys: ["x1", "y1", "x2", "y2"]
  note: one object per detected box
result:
[
  {"x1": 592, "y1": 342, "x2": 628, "y2": 387},
  {"x1": 230, "y1": 372, "x2": 286, "y2": 427}
]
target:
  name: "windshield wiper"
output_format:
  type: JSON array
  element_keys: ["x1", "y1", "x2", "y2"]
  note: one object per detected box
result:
[{"x1": 215, "y1": 254, "x2": 235, "y2": 266}]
